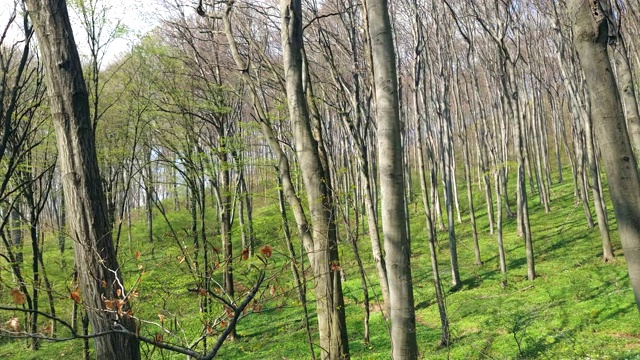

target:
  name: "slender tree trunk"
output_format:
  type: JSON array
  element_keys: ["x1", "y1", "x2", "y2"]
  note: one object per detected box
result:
[
  {"x1": 495, "y1": 169, "x2": 507, "y2": 287},
  {"x1": 11, "y1": 208, "x2": 22, "y2": 264},
  {"x1": 276, "y1": 174, "x2": 316, "y2": 360},
  {"x1": 37, "y1": 239, "x2": 56, "y2": 337},
  {"x1": 504, "y1": 60, "x2": 535, "y2": 280},
  {"x1": 366, "y1": 0, "x2": 418, "y2": 357},
  {"x1": 219, "y1": 152, "x2": 234, "y2": 340},
  {"x1": 584, "y1": 103, "x2": 614, "y2": 261},
  {"x1": 280, "y1": 1, "x2": 349, "y2": 357},
  {"x1": 415, "y1": 76, "x2": 450, "y2": 347},
  {"x1": 454, "y1": 73, "x2": 481, "y2": 264},
  {"x1": 144, "y1": 146, "x2": 153, "y2": 243},
  {"x1": 57, "y1": 194, "x2": 66, "y2": 253},
  {"x1": 611, "y1": 36, "x2": 640, "y2": 156}
]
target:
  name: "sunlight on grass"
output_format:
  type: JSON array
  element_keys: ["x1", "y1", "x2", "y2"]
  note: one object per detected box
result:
[{"x1": 2, "y1": 175, "x2": 639, "y2": 359}]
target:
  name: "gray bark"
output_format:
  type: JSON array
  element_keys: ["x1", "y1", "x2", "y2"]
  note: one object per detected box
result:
[
  {"x1": 25, "y1": 0, "x2": 140, "y2": 358},
  {"x1": 366, "y1": 0, "x2": 418, "y2": 357},
  {"x1": 571, "y1": 0, "x2": 640, "y2": 311},
  {"x1": 611, "y1": 36, "x2": 640, "y2": 156},
  {"x1": 280, "y1": 1, "x2": 350, "y2": 357}
]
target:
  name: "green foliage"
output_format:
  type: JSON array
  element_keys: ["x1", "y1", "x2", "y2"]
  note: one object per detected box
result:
[{"x1": 2, "y1": 176, "x2": 640, "y2": 359}]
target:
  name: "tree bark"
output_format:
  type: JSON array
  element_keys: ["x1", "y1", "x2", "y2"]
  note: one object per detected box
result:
[
  {"x1": 25, "y1": 1, "x2": 140, "y2": 358},
  {"x1": 570, "y1": 0, "x2": 640, "y2": 311},
  {"x1": 611, "y1": 36, "x2": 640, "y2": 157},
  {"x1": 280, "y1": 1, "x2": 350, "y2": 358},
  {"x1": 366, "y1": 0, "x2": 418, "y2": 357}
]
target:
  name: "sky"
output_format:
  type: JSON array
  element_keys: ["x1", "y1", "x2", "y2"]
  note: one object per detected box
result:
[{"x1": 1, "y1": 0, "x2": 161, "y2": 67}]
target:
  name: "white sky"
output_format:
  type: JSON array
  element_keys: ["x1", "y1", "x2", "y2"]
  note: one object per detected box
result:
[{"x1": 1, "y1": 0, "x2": 162, "y2": 67}]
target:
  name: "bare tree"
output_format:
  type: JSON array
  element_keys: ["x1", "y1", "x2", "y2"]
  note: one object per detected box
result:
[
  {"x1": 366, "y1": 0, "x2": 418, "y2": 357},
  {"x1": 570, "y1": 0, "x2": 640, "y2": 311},
  {"x1": 24, "y1": 0, "x2": 140, "y2": 358}
]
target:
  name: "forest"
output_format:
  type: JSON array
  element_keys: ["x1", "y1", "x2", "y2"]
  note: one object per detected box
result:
[{"x1": 1, "y1": 0, "x2": 640, "y2": 359}]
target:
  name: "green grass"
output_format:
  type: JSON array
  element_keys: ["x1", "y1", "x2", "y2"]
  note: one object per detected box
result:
[{"x1": 2, "y1": 173, "x2": 640, "y2": 359}]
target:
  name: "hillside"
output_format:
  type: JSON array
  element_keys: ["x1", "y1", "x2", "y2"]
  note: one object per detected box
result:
[{"x1": 1, "y1": 176, "x2": 638, "y2": 359}]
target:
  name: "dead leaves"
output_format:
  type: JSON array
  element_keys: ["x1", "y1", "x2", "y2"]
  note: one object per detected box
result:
[
  {"x1": 5, "y1": 317, "x2": 21, "y2": 332},
  {"x1": 154, "y1": 332, "x2": 163, "y2": 344},
  {"x1": 69, "y1": 290, "x2": 81, "y2": 304},
  {"x1": 101, "y1": 293, "x2": 132, "y2": 318},
  {"x1": 259, "y1": 245, "x2": 272, "y2": 258},
  {"x1": 10, "y1": 289, "x2": 26, "y2": 305}
]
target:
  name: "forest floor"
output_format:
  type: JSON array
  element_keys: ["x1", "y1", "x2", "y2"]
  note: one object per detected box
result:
[{"x1": 1, "y1": 175, "x2": 639, "y2": 359}]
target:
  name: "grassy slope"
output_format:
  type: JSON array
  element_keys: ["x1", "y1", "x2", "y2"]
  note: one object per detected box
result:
[{"x1": 2, "y1": 173, "x2": 640, "y2": 359}]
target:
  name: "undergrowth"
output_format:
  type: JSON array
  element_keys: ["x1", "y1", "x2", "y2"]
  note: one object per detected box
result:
[{"x1": 1, "y1": 172, "x2": 639, "y2": 359}]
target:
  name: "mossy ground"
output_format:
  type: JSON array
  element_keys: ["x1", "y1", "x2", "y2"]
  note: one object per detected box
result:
[{"x1": 1, "y1": 170, "x2": 639, "y2": 359}]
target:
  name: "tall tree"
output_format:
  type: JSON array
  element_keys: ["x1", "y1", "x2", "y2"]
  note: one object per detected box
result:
[
  {"x1": 570, "y1": 0, "x2": 640, "y2": 311},
  {"x1": 280, "y1": 0, "x2": 350, "y2": 358},
  {"x1": 366, "y1": 0, "x2": 418, "y2": 358},
  {"x1": 24, "y1": 0, "x2": 140, "y2": 358}
]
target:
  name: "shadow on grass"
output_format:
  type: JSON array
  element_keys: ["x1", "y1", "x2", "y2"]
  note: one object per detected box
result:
[{"x1": 415, "y1": 298, "x2": 436, "y2": 310}]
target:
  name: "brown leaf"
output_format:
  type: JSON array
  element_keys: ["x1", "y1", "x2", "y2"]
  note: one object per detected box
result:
[
  {"x1": 115, "y1": 299, "x2": 125, "y2": 310},
  {"x1": 154, "y1": 332, "x2": 163, "y2": 344},
  {"x1": 330, "y1": 261, "x2": 342, "y2": 272},
  {"x1": 42, "y1": 325, "x2": 52, "y2": 335},
  {"x1": 260, "y1": 245, "x2": 272, "y2": 258},
  {"x1": 10, "y1": 289, "x2": 26, "y2": 305},
  {"x1": 241, "y1": 248, "x2": 249, "y2": 260},
  {"x1": 134, "y1": 250, "x2": 141, "y2": 260},
  {"x1": 104, "y1": 299, "x2": 115, "y2": 310},
  {"x1": 70, "y1": 291, "x2": 81, "y2": 304}
]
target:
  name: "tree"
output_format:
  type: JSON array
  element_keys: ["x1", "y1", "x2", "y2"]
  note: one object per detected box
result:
[
  {"x1": 570, "y1": 0, "x2": 640, "y2": 311},
  {"x1": 366, "y1": 0, "x2": 418, "y2": 358},
  {"x1": 280, "y1": 0, "x2": 350, "y2": 357},
  {"x1": 24, "y1": 1, "x2": 140, "y2": 358}
]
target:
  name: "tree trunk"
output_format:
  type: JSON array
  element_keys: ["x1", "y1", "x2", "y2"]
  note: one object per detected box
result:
[
  {"x1": 144, "y1": 146, "x2": 153, "y2": 243},
  {"x1": 366, "y1": 0, "x2": 418, "y2": 357},
  {"x1": 25, "y1": 1, "x2": 140, "y2": 358},
  {"x1": 219, "y1": 152, "x2": 235, "y2": 340},
  {"x1": 415, "y1": 66, "x2": 450, "y2": 347},
  {"x1": 57, "y1": 194, "x2": 66, "y2": 253},
  {"x1": 571, "y1": 0, "x2": 640, "y2": 311},
  {"x1": 11, "y1": 207, "x2": 22, "y2": 264},
  {"x1": 611, "y1": 37, "x2": 640, "y2": 156},
  {"x1": 280, "y1": 1, "x2": 349, "y2": 358},
  {"x1": 583, "y1": 101, "x2": 614, "y2": 261},
  {"x1": 276, "y1": 173, "x2": 316, "y2": 360}
]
